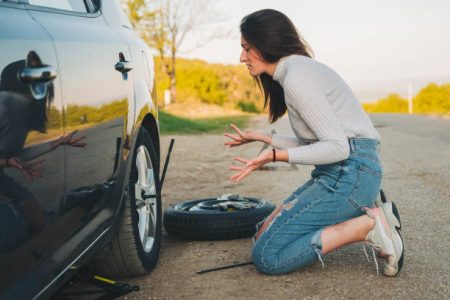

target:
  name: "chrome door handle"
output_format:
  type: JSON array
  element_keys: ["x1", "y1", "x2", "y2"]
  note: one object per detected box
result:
[
  {"x1": 115, "y1": 61, "x2": 133, "y2": 73},
  {"x1": 19, "y1": 66, "x2": 57, "y2": 83}
]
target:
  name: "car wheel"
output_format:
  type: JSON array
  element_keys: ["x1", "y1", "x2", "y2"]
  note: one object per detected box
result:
[
  {"x1": 94, "y1": 127, "x2": 161, "y2": 277},
  {"x1": 163, "y1": 197, "x2": 275, "y2": 240}
]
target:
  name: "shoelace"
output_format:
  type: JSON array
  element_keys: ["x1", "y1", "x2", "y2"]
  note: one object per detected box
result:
[
  {"x1": 361, "y1": 207, "x2": 384, "y2": 275},
  {"x1": 362, "y1": 244, "x2": 380, "y2": 275}
]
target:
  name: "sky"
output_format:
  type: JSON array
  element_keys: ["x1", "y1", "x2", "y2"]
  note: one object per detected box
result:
[{"x1": 179, "y1": 0, "x2": 450, "y2": 101}]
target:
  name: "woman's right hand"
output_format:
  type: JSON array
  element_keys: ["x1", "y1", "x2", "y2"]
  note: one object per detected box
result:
[{"x1": 224, "y1": 124, "x2": 259, "y2": 147}]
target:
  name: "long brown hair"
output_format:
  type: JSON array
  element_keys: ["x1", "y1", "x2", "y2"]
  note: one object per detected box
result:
[{"x1": 240, "y1": 9, "x2": 313, "y2": 123}]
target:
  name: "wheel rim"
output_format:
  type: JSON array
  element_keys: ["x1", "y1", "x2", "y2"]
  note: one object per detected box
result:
[
  {"x1": 176, "y1": 198, "x2": 264, "y2": 212},
  {"x1": 134, "y1": 145, "x2": 157, "y2": 253}
]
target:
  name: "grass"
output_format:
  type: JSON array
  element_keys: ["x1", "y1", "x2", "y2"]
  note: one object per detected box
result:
[{"x1": 158, "y1": 111, "x2": 251, "y2": 135}]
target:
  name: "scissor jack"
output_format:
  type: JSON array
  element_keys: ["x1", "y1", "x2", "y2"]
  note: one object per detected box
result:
[{"x1": 56, "y1": 273, "x2": 139, "y2": 299}]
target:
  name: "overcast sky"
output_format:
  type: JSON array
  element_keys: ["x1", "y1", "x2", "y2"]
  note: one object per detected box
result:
[{"x1": 180, "y1": 0, "x2": 450, "y2": 99}]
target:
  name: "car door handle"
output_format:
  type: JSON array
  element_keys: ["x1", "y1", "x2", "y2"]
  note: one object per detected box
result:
[
  {"x1": 115, "y1": 61, "x2": 133, "y2": 73},
  {"x1": 19, "y1": 66, "x2": 57, "y2": 83}
]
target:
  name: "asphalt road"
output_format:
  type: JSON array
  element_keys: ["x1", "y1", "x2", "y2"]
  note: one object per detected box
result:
[{"x1": 127, "y1": 113, "x2": 449, "y2": 300}]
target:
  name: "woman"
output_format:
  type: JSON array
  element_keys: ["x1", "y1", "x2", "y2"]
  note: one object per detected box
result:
[{"x1": 225, "y1": 9, "x2": 403, "y2": 276}]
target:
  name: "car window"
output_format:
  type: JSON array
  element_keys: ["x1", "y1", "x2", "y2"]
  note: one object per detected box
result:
[{"x1": 28, "y1": 0, "x2": 88, "y2": 13}]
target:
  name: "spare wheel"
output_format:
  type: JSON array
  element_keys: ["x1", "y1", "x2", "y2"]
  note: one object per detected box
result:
[{"x1": 163, "y1": 196, "x2": 275, "y2": 240}]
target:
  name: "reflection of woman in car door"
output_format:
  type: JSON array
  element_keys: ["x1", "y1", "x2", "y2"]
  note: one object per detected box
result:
[{"x1": 0, "y1": 60, "x2": 86, "y2": 252}]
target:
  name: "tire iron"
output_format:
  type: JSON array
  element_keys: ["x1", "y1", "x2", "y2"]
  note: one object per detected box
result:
[
  {"x1": 158, "y1": 138, "x2": 175, "y2": 197},
  {"x1": 196, "y1": 261, "x2": 253, "y2": 274}
]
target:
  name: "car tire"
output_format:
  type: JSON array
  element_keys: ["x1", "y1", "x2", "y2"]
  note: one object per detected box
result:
[
  {"x1": 94, "y1": 127, "x2": 161, "y2": 277},
  {"x1": 163, "y1": 197, "x2": 275, "y2": 240}
]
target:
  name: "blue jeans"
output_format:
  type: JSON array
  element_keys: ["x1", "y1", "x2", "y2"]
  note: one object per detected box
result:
[{"x1": 252, "y1": 138, "x2": 383, "y2": 275}]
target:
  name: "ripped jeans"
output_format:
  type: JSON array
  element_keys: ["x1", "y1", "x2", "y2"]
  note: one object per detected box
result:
[{"x1": 252, "y1": 138, "x2": 383, "y2": 275}]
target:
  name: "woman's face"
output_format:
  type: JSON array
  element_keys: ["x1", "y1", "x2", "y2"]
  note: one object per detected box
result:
[{"x1": 240, "y1": 35, "x2": 268, "y2": 76}]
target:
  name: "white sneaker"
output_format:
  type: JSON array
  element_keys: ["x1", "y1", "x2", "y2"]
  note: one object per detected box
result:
[{"x1": 364, "y1": 203, "x2": 404, "y2": 276}]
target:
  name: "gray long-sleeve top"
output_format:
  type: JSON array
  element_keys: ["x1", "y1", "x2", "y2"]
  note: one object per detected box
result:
[{"x1": 271, "y1": 55, "x2": 380, "y2": 165}]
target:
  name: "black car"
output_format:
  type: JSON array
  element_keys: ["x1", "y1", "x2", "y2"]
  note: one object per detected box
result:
[{"x1": 0, "y1": 1, "x2": 163, "y2": 298}]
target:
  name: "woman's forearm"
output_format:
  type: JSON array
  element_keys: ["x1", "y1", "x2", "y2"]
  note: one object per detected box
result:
[{"x1": 18, "y1": 141, "x2": 53, "y2": 161}]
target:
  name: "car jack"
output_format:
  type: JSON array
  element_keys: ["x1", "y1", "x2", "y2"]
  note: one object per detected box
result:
[{"x1": 56, "y1": 274, "x2": 139, "y2": 299}]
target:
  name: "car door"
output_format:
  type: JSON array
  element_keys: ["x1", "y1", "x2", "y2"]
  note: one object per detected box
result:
[
  {"x1": 24, "y1": 0, "x2": 134, "y2": 276},
  {"x1": 0, "y1": 1, "x2": 65, "y2": 299}
]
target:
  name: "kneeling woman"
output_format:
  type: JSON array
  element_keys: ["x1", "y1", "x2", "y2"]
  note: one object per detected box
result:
[{"x1": 225, "y1": 9, "x2": 403, "y2": 276}]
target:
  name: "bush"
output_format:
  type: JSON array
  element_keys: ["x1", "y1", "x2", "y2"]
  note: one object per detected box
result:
[
  {"x1": 154, "y1": 57, "x2": 262, "y2": 109},
  {"x1": 236, "y1": 101, "x2": 260, "y2": 113},
  {"x1": 363, "y1": 94, "x2": 408, "y2": 113},
  {"x1": 414, "y1": 83, "x2": 450, "y2": 114}
]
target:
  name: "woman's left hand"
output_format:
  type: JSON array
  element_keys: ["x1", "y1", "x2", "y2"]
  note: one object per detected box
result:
[{"x1": 228, "y1": 150, "x2": 272, "y2": 183}]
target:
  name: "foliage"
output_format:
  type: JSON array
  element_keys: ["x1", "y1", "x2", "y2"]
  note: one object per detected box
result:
[
  {"x1": 413, "y1": 83, "x2": 450, "y2": 114},
  {"x1": 121, "y1": 0, "x2": 154, "y2": 28},
  {"x1": 122, "y1": 0, "x2": 226, "y2": 103},
  {"x1": 47, "y1": 106, "x2": 61, "y2": 129},
  {"x1": 158, "y1": 111, "x2": 250, "y2": 135},
  {"x1": 236, "y1": 101, "x2": 260, "y2": 113},
  {"x1": 60, "y1": 100, "x2": 127, "y2": 128},
  {"x1": 154, "y1": 57, "x2": 263, "y2": 111},
  {"x1": 363, "y1": 83, "x2": 450, "y2": 114},
  {"x1": 363, "y1": 94, "x2": 408, "y2": 113}
]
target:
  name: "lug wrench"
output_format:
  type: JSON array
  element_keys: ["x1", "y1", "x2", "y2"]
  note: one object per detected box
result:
[{"x1": 196, "y1": 261, "x2": 253, "y2": 274}]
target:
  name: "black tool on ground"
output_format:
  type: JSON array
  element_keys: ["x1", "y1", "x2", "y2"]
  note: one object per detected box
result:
[
  {"x1": 141, "y1": 138, "x2": 175, "y2": 201},
  {"x1": 159, "y1": 138, "x2": 175, "y2": 197},
  {"x1": 196, "y1": 261, "x2": 254, "y2": 274},
  {"x1": 56, "y1": 274, "x2": 139, "y2": 299}
]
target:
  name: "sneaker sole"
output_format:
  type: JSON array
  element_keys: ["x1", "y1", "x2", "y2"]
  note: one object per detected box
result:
[
  {"x1": 397, "y1": 229, "x2": 404, "y2": 273},
  {"x1": 381, "y1": 201, "x2": 404, "y2": 276},
  {"x1": 391, "y1": 202, "x2": 401, "y2": 229}
]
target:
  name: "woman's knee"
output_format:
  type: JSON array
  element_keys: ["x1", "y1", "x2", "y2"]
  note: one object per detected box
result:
[
  {"x1": 251, "y1": 229, "x2": 324, "y2": 276},
  {"x1": 252, "y1": 241, "x2": 277, "y2": 275},
  {"x1": 251, "y1": 241, "x2": 297, "y2": 276},
  {"x1": 251, "y1": 253, "x2": 280, "y2": 275},
  {"x1": 252, "y1": 246, "x2": 311, "y2": 276}
]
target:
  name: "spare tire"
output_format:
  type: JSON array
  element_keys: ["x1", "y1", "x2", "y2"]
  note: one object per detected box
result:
[{"x1": 163, "y1": 197, "x2": 275, "y2": 240}]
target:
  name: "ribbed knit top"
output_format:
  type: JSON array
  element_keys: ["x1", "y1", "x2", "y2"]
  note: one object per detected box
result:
[{"x1": 271, "y1": 54, "x2": 380, "y2": 165}]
